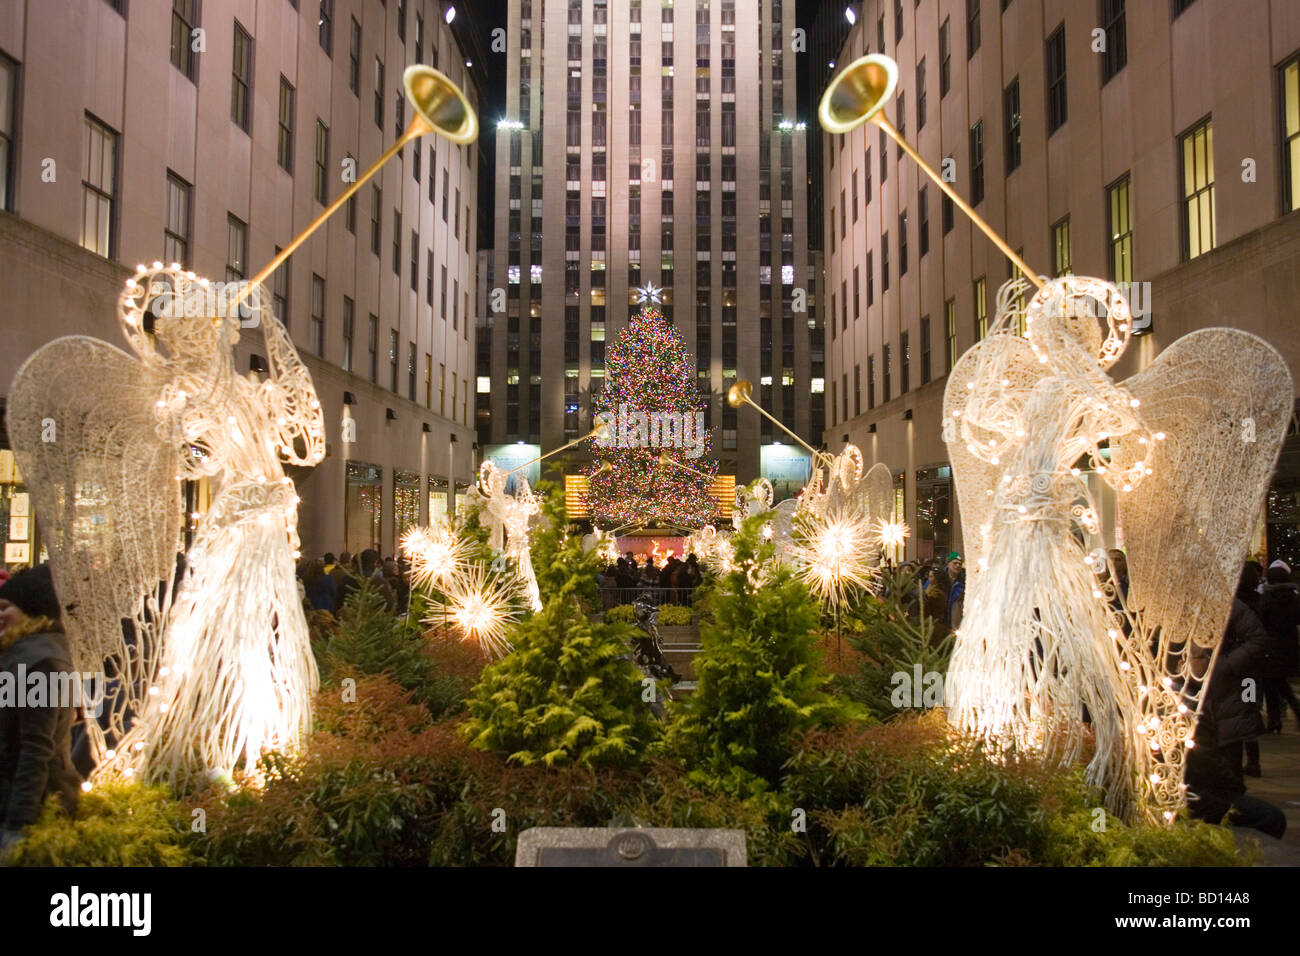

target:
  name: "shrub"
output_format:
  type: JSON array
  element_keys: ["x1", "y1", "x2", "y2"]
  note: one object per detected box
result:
[
  {"x1": 320, "y1": 578, "x2": 469, "y2": 718},
  {"x1": 604, "y1": 603, "x2": 635, "y2": 624},
  {"x1": 658, "y1": 515, "x2": 859, "y2": 797},
  {"x1": 8, "y1": 782, "x2": 194, "y2": 867},
  {"x1": 656, "y1": 605, "x2": 694, "y2": 626},
  {"x1": 460, "y1": 576, "x2": 659, "y2": 768}
]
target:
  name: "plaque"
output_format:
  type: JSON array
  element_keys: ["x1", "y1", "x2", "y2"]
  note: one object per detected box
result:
[{"x1": 515, "y1": 828, "x2": 746, "y2": 867}]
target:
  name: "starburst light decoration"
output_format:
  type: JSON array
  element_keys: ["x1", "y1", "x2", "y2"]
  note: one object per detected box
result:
[
  {"x1": 402, "y1": 518, "x2": 474, "y2": 590},
  {"x1": 427, "y1": 563, "x2": 521, "y2": 659},
  {"x1": 942, "y1": 274, "x2": 1292, "y2": 823},
  {"x1": 7, "y1": 263, "x2": 325, "y2": 784}
]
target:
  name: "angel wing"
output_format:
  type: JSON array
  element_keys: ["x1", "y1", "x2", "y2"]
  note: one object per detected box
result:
[
  {"x1": 862, "y1": 462, "x2": 895, "y2": 530},
  {"x1": 942, "y1": 332, "x2": 1046, "y2": 571},
  {"x1": 6, "y1": 335, "x2": 183, "y2": 754},
  {"x1": 1117, "y1": 329, "x2": 1292, "y2": 652}
]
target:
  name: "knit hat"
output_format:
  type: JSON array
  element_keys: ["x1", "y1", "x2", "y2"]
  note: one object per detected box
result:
[
  {"x1": 0, "y1": 564, "x2": 61, "y2": 621},
  {"x1": 1269, "y1": 559, "x2": 1292, "y2": 576},
  {"x1": 947, "y1": 552, "x2": 962, "y2": 562}
]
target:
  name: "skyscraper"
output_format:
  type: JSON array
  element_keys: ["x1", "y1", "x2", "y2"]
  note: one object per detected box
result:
[{"x1": 479, "y1": 0, "x2": 819, "y2": 509}]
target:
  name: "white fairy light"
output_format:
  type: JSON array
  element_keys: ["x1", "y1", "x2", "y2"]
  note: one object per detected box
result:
[{"x1": 427, "y1": 564, "x2": 521, "y2": 659}]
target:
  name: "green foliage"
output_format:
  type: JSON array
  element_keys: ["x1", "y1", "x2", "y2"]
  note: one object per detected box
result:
[
  {"x1": 460, "y1": 576, "x2": 658, "y2": 768},
  {"x1": 658, "y1": 514, "x2": 858, "y2": 797},
  {"x1": 603, "y1": 603, "x2": 693, "y2": 626},
  {"x1": 656, "y1": 604, "x2": 694, "y2": 626},
  {"x1": 780, "y1": 714, "x2": 1244, "y2": 867},
  {"x1": 528, "y1": 480, "x2": 604, "y2": 609},
  {"x1": 319, "y1": 578, "x2": 469, "y2": 719},
  {"x1": 8, "y1": 782, "x2": 194, "y2": 867},
  {"x1": 837, "y1": 567, "x2": 954, "y2": 718}
]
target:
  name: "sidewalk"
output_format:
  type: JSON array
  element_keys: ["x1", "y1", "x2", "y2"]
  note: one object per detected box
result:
[{"x1": 1235, "y1": 727, "x2": 1300, "y2": 863}]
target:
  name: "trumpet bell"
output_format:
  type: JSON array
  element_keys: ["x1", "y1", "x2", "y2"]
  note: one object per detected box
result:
[
  {"x1": 403, "y1": 65, "x2": 479, "y2": 144},
  {"x1": 727, "y1": 380, "x2": 754, "y2": 408},
  {"x1": 818, "y1": 54, "x2": 899, "y2": 134}
]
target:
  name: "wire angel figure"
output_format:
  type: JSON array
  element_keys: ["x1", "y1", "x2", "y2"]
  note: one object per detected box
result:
[
  {"x1": 942, "y1": 274, "x2": 1291, "y2": 822},
  {"x1": 6, "y1": 264, "x2": 325, "y2": 785},
  {"x1": 477, "y1": 460, "x2": 543, "y2": 612}
]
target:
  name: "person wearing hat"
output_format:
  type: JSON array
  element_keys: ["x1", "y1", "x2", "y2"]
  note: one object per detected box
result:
[
  {"x1": 0, "y1": 564, "x2": 81, "y2": 861},
  {"x1": 1259, "y1": 559, "x2": 1300, "y2": 734}
]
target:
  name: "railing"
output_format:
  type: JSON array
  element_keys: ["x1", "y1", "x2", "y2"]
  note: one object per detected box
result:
[{"x1": 599, "y1": 586, "x2": 697, "y2": 609}]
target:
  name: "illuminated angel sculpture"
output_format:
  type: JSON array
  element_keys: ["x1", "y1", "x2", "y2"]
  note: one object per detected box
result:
[
  {"x1": 6, "y1": 264, "x2": 325, "y2": 785},
  {"x1": 943, "y1": 275, "x2": 1291, "y2": 822},
  {"x1": 477, "y1": 460, "x2": 543, "y2": 612}
]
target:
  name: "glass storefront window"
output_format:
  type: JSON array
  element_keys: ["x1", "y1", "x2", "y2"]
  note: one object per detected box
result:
[
  {"x1": 428, "y1": 475, "x2": 449, "y2": 522},
  {"x1": 345, "y1": 460, "x2": 383, "y2": 555},
  {"x1": 914, "y1": 464, "x2": 952, "y2": 562},
  {"x1": 394, "y1": 470, "x2": 421, "y2": 542}
]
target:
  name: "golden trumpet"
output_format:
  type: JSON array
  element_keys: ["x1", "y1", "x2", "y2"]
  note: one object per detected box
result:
[
  {"x1": 657, "y1": 451, "x2": 714, "y2": 480},
  {"x1": 502, "y1": 422, "x2": 610, "y2": 478},
  {"x1": 819, "y1": 55, "x2": 1043, "y2": 290},
  {"x1": 726, "y1": 381, "x2": 835, "y2": 465},
  {"x1": 239, "y1": 66, "x2": 478, "y2": 302}
]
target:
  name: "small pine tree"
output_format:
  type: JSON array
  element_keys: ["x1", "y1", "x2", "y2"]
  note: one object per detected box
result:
[
  {"x1": 322, "y1": 579, "x2": 467, "y2": 718},
  {"x1": 838, "y1": 568, "x2": 955, "y2": 717},
  {"x1": 460, "y1": 575, "x2": 658, "y2": 767},
  {"x1": 658, "y1": 515, "x2": 857, "y2": 797}
]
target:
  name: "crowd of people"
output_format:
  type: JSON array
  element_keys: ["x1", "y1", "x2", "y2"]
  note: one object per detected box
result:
[
  {"x1": 891, "y1": 553, "x2": 967, "y2": 634},
  {"x1": 597, "y1": 552, "x2": 703, "y2": 606},
  {"x1": 296, "y1": 549, "x2": 413, "y2": 619}
]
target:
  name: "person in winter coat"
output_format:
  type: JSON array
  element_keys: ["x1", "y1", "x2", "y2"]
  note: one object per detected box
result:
[
  {"x1": 301, "y1": 559, "x2": 336, "y2": 613},
  {"x1": 1259, "y1": 560, "x2": 1300, "y2": 733},
  {"x1": 946, "y1": 556, "x2": 965, "y2": 631},
  {"x1": 0, "y1": 565, "x2": 82, "y2": 861},
  {"x1": 1184, "y1": 595, "x2": 1283, "y2": 836}
]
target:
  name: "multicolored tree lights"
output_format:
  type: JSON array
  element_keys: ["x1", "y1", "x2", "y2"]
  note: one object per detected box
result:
[{"x1": 582, "y1": 303, "x2": 718, "y2": 527}]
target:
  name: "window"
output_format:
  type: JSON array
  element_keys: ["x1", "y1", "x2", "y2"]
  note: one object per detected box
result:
[
  {"x1": 1052, "y1": 217, "x2": 1072, "y2": 276},
  {"x1": 426, "y1": 250, "x2": 434, "y2": 305},
  {"x1": 231, "y1": 22, "x2": 253, "y2": 132},
  {"x1": 1101, "y1": 0, "x2": 1127, "y2": 83},
  {"x1": 966, "y1": 0, "x2": 980, "y2": 59},
  {"x1": 163, "y1": 172, "x2": 191, "y2": 266},
  {"x1": 840, "y1": 190, "x2": 847, "y2": 239},
  {"x1": 429, "y1": 146, "x2": 437, "y2": 203},
  {"x1": 918, "y1": 187, "x2": 929, "y2": 257},
  {"x1": 392, "y1": 209, "x2": 401, "y2": 275},
  {"x1": 945, "y1": 299, "x2": 957, "y2": 371},
  {"x1": 1108, "y1": 175, "x2": 1133, "y2": 283},
  {"x1": 921, "y1": 316, "x2": 932, "y2": 384},
  {"x1": 408, "y1": 343, "x2": 417, "y2": 401},
  {"x1": 80, "y1": 115, "x2": 118, "y2": 258},
  {"x1": 942, "y1": 188, "x2": 954, "y2": 235},
  {"x1": 454, "y1": 188, "x2": 460, "y2": 238},
  {"x1": 973, "y1": 278, "x2": 987, "y2": 340},
  {"x1": 319, "y1": 0, "x2": 333, "y2": 56},
  {"x1": 1173, "y1": 0, "x2": 1198, "y2": 18},
  {"x1": 226, "y1": 215, "x2": 247, "y2": 281},
  {"x1": 349, "y1": 18, "x2": 361, "y2": 94},
  {"x1": 342, "y1": 297, "x2": 354, "y2": 371},
  {"x1": 864, "y1": 361, "x2": 872, "y2": 411},
  {"x1": 840, "y1": 280, "x2": 847, "y2": 330},
  {"x1": 171, "y1": 0, "x2": 198, "y2": 81},
  {"x1": 272, "y1": 249, "x2": 289, "y2": 328},
  {"x1": 855, "y1": 363, "x2": 862, "y2": 415},
  {"x1": 939, "y1": 18, "x2": 951, "y2": 96},
  {"x1": 310, "y1": 274, "x2": 325, "y2": 356},
  {"x1": 277, "y1": 78, "x2": 295, "y2": 171},
  {"x1": 0, "y1": 54, "x2": 15, "y2": 212},
  {"x1": 370, "y1": 186, "x2": 382, "y2": 254},
  {"x1": 1004, "y1": 79, "x2": 1021, "y2": 173},
  {"x1": 969, "y1": 122, "x2": 985, "y2": 205},
  {"x1": 424, "y1": 352, "x2": 432, "y2": 408},
  {"x1": 900, "y1": 331, "x2": 910, "y2": 394},
  {"x1": 882, "y1": 344, "x2": 892, "y2": 402},
  {"x1": 389, "y1": 329, "x2": 399, "y2": 391},
  {"x1": 851, "y1": 174, "x2": 858, "y2": 222},
  {"x1": 865, "y1": 149, "x2": 872, "y2": 203},
  {"x1": 916, "y1": 59, "x2": 927, "y2": 130},
  {"x1": 880, "y1": 129, "x2": 887, "y2": 181},
  {"x1": 867, "y1": 251, "x2": 874, "y2": 305},
  {"x1": 397, "y1": 0, "x2": 406, "y2": 42},
  {"x1": 1046, "y1": 26, "x2": 1067, "y2": 135},
  {"x1": 439, "y1": 363, "x2": 446, "y2": 414},
  {"x1": 898, "y1": 212, "x2": 908, "y2": 276},
  {"x1": 368, "y1": 314, "x2": 379, "y2": 382},
  {"x1": 314, "y1": 120, "x2": 328, "y2": 204},
  {"x1": 881, "y1": 232, "x2": 890, "y2": 292},
  {"x1": 453, "y1": 279, "x2": 459, "y2": 329},
  {"x1": 440, "y1": 267, "x2": 447, "y2": 319},
  {"x1": 410, "y1": 230, "x2": 418, "y2": 291},
  {"x1": 1180, "y1": 118, "x2": 1215, "y2": 259},
  {"x1": 1281, "y1": 56, "x2": 1300, "y2": 213},
  {"x1": 442, "y1": 170, "x2": 449, "y2": 220},
  {"x1": 853, "y1": 266, "x2": 861, "y2": 319}
]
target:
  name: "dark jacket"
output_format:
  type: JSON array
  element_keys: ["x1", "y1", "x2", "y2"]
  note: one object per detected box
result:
[
  {"x1": 306, "y1": 575, "x2": 336, "y2": 613},
  {"x1": 330, "y1": 567, "x2": 358, "y2": 614},
  {"x1": 0, "y1": 629, "x2": 82, "y2": 828},
  {"x1": 1259, "y1": 582, "x2": 1300, "y2": 678},
  {"x1": 1200, "y1": 598, "x2": 1269, "y2": 749}
]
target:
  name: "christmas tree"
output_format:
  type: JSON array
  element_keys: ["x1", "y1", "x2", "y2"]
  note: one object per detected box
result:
[{"x1": 583, "y1": 289, "x2": 718, "y2": 527}]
